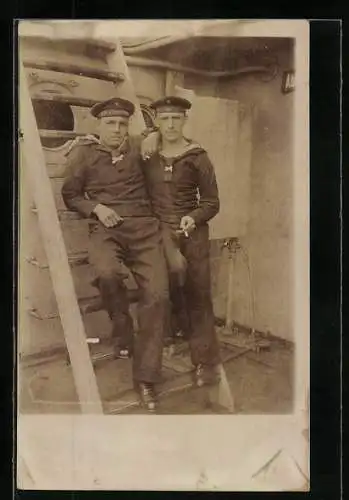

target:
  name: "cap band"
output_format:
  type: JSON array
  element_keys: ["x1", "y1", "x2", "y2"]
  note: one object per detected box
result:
[
  {"x1": 151, "y1": 96, "x2": 192, "y2": 113},
  {"x1": 156, "y1": 105, "x2": 187, "y2": 114},
  {"x1": 91, "y1": 97, "x2": 135, "y2": 118},
  {"x1": 98, "y1": 109, "x2": 130, "y2": 118}
]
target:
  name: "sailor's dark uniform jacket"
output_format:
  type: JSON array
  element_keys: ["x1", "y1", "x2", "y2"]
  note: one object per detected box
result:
[
  {"x1": 143, "y1": 144, "x2": 220, "y2": 230},
  {"x1": 61, "y1": 135, "x2": 153, "y2": 219}
]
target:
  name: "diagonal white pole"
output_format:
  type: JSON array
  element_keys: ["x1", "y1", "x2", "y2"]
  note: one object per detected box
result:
[
  {"x1": 216, "y1": 363, "x2": 235, "y2": 413},
  {"x1": 105, "y1": 37, "x2": 146, "y2": 134},
  {"x1": 19, "y1": 59, "x2": 103, "y2": 414}
]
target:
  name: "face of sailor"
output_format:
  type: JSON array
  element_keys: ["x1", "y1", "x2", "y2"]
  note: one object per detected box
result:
[
  {"x1": 156, "y1": 111, "x2": 187, "y2": 143},
  {"x1": 98, "y1": 115, "x2": 129, "y2": 148}
]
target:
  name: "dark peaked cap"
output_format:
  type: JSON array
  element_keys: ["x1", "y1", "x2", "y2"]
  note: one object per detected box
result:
[
  {"x1": 150, "y1": 96, "x2": 192, "y2": 112},
  {"x1": 91, "y1": 97, "x2": 135, "y2": 118}
]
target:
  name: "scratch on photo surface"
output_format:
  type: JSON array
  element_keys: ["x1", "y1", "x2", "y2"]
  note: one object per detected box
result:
[
  {"x1": 251, "y1": 448, "x2": 283, "y2": 479},
  {"x1": 291, "y1": 456, "x2": 309, "y2": 486}
]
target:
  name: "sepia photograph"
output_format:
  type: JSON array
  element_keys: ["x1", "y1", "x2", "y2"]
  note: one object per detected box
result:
[{"x1": 17, "y1": 19, "x2": 309, "y2": 491}]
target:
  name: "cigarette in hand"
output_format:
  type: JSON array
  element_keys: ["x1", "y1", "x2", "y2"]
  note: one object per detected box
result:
[{"x1": 176, "y1": 229, "x2": 189, "y2": 238}]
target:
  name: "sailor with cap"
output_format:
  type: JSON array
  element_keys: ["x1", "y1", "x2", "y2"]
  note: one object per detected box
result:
[
  {"x1": 144, "y1": 95, "x2": 222, "y2": 387},
  {"x1": 91, "y1": 96, "x2": 135, "y2": 119},
  {"x1": 62, "y1": 97, "x2": 169, "y2": 412},
  {"x1": 151, "y1": 96, "x2": 192, "y2": 112}
]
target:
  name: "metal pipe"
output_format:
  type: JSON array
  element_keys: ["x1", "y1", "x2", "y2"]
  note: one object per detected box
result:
[
  {"x1": 39, "y1": 130, "x2": 87, "y2": 139},
  {"x1": 225, "y1": 246, "x2": 236, "y2": 330},
  {"x1": 121, "y1": 21, "x2": 243, "y2": 53},
  {"x1": 24, "y1": 53, "x2": 272, "y2": 83},
  {"x1": 125, "y1": 55, "x2": 271, "y2": 79},
  {"x1": 122, "y1": 35, "x2": 193, "y2": 53},
  {"x1": 32, "y1": 93, "x2": 100, "y2": 108},
  {"x1": 20, "y1": 33, "x2": 116, "y2": 53},
  {"x1": 23, "y1": 58, "x2": 125, "y2": 83}
]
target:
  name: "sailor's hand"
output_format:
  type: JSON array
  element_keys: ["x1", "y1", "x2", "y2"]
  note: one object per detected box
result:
[
  {"x1": 93, "y1": 204, "x2": 123, "y2": 228},
  {"x1": 179, "y1": 216, "x2": 196, "y2": 236},
  {"x1": 141, "y1": 130, "x2": 160, "y2": 160}
]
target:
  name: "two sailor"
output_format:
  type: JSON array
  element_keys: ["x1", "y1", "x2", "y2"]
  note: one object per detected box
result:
[{"x1": 62, "y1": 95, "x2": 221, "y2": 412}]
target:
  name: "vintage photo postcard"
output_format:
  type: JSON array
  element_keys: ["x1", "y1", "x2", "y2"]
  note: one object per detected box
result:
[{"x1": 16, "y1": 19, "x2": 309, "y2": 491}]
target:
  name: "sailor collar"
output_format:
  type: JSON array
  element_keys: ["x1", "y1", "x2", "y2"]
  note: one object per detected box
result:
[
  {"x1": 94, "y1": 137, "x2": 131, "y2": 164},
  {"x1": 66, "y1": 134, "x2": 131, "y2": 165},
  {"x1": 158, "y1": 143, "x2": 204, "y2": 181},
  {"x1": 159, "y1": 142, "x2": 203, "y2": 164}
]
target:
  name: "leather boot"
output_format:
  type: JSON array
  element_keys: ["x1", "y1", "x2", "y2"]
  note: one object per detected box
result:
[
  {"x1": 135, "y1": 382, "x2": 157, "y2": 412},
  {"x1": 193, "y1": 364, "x2": 221, "y2": 388}
]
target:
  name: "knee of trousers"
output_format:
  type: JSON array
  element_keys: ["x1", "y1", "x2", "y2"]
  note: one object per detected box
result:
[
  {"x1": 141, "y1": 288, "x2": 170, "y2": 309},
  {"x1": 96, "y1": 266, "x2": 129, "y2": 285},
  {"x1": 167, "y1": 249, "x2": 187, "y2": 273}
]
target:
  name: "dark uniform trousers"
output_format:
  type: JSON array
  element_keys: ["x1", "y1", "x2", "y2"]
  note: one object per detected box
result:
[
  {"x1": 162, "y1": 222, "x2": 221, "y2": 367},
  {"x1": 88, "y1": 215, "x2": 169, "y2": 384},
  {"x1": 143, "y1": 146, "x2": 222, "y2": 368},
  {"x1": 61, "y1": 138, "x2": 171, "y2": 385}
]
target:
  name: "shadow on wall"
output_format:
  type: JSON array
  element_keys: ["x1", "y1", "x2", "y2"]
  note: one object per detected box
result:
[
  {"x1": 224, "y1": 46, "x2": 294, "y2": 342},
  {"x1": 186, "y1": 44, "x2": 295, "y2": 341}
]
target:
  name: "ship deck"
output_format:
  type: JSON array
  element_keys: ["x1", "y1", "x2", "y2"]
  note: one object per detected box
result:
[{"x1": 19, "y1": 327, "x2": 294, "y2": 415}]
